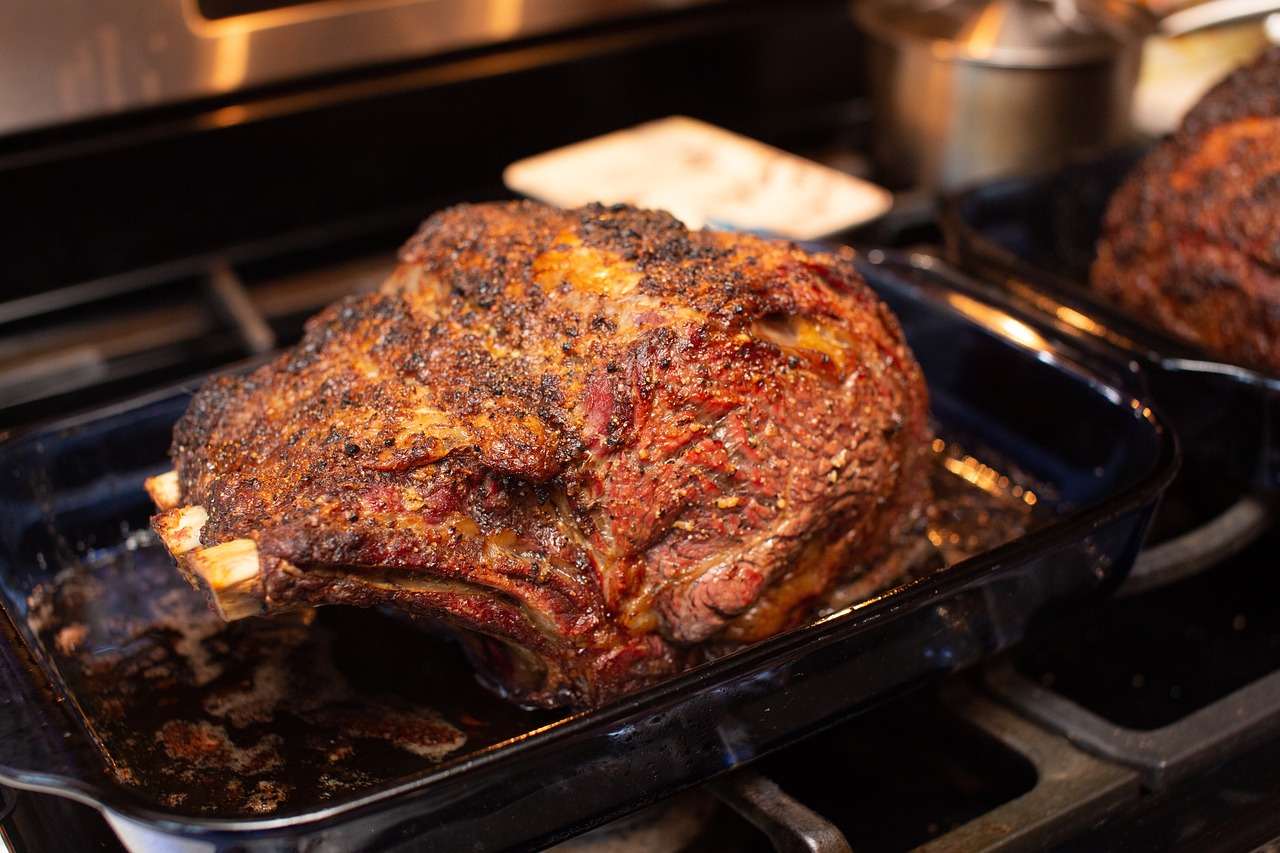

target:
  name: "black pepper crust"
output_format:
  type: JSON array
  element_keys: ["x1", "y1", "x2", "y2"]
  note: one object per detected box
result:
[
  {"x1": 163, "y1": 200, "x2": 933, "y2": 708},
  {"x1": 1091, "y1": 46, "x2": 1280, "y2": 376}
]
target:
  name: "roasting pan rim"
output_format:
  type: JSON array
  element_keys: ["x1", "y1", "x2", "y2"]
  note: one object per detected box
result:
[
  {"x1": 937, "y1": 146, "x2": 1280, "y2": 493},
  {"x1": 0, "y1": 248, "x2": 1179, "y2": 847}
]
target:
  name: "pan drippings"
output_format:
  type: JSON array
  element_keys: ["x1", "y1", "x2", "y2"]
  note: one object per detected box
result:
[
  {"x1": 26, "y1": 541, "x2": 561, "y2": 816},
  {"x1": 25, "y1": 441, "x2": 1043, "y2": 817}
]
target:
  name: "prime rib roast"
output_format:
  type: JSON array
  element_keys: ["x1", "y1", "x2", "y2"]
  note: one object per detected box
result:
[
  {"x1": 147, "y1": 200, "x2": 934, "y2": 709},
  {"x1": 1091, "y1": 45, "x2": 1280, "y2": 377}
]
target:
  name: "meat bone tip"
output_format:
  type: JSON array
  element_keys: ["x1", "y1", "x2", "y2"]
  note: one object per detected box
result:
[{"x1": 146, "y1": 470, "x2": 265, "y2": 621}]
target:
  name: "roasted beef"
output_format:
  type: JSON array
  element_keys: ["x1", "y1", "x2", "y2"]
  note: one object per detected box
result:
[
  {"x1": 1091, "y1": 46, "x2": 1280, "y2": 376},
  {"x1": 147, "y1": 201, "x2": 933, "y2": 709}
]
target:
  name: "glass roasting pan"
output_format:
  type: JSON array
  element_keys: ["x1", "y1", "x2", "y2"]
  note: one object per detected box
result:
[
  {"x1": 0, "y1": 248, "x2": 1177, "y2": 852},
  {"x1": 938, "y1": 146, "x2": 1280, "y2": 493}
]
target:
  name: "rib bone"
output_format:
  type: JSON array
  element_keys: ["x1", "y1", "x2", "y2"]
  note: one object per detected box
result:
[
  {"x1": 145, "y1": 470, "x2": 182, "y2": 511},
  {"x1": 148, "y1": 474, "x2": 265, "y2": 621},
  {"x1": 185, "y1": 539, "x2": 266, "y2": 621},
  {"x1": 151, "y1": 505, "x2": 209, "y2": 557}
]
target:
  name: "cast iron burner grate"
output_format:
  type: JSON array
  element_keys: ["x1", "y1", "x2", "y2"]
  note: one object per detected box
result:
[
  {"x1": 561, "y1": 463, "x2": 1280, "y2": 853},
  {"x1": 1011, "y1": 521, "x2": 1280, "y2": 733}
]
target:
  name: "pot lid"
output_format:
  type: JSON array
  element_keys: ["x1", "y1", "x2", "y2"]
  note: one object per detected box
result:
[{"x1": 853, "y1": 0, "x2": 1156, "y2": 67}]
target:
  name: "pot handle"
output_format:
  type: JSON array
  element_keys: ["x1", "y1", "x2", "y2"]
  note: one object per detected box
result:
[{"x1": 1158, "y1": 0, "x2": 1280, "y2": 37}]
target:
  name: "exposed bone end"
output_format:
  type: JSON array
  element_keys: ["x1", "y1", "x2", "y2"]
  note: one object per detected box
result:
[
  {"x1": 152, "y1": 505, "x2": 209, "y2": 557},
  {"x1": 185, "y1": 539, "x2": 266, "y2": 622},
  {"x1": 145, "y1": 470, "x2": 182, "y2": 511},
  {"x1": 150, "y1": 490, "x2": 266, "y2": 622}
]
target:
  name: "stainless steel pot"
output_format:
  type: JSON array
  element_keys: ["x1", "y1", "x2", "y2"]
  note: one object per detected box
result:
[{"x1": 853, "y1": 0, "x2": 1279, "y2": 191}]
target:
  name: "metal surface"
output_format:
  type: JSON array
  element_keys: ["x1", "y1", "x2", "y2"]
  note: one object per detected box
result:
[
  {"x1": 853, "y1": 0, "x2": 1150, "y2": 67},
  {"x1": 0, "y1": 0, "x2": 726, "y2": 137},
  {"x1": 915, "y1": 681, "x2": 1140, "y2": 852},
  {"x1": 984, "y1": 659, "x2": 1280, "y2": 790},
  {"x1": 1159, "y1": 0, "x2": 1280, "y2": 37},
  {"x1": 712, "y1": 771, "x2": 853, "y2": 853},
  {"x1": 852, "y1": 0, "x2": 1280, "y2": 191},
  {"x1": 852, "y1": 0, "x2": 1145, "y2": 190},
  {"x1": 1120, "y1": 494, "x2": 1272, "y2": 597}
]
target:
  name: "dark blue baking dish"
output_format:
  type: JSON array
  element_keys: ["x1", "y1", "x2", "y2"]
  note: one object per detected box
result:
[
  {"x1": 0, "y1": 248, "x2": 1177, "y2": 852},
  {"x1": 939, "y1": 146, "x2": 1280, "y2": 492}
]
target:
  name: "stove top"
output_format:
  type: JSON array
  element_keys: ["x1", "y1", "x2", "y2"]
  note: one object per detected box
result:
[
  {"x1": 2, "y1": 3, "x2": 1278, "y2": 848},
  {"x1": 553, "y1": 493, "x2": 1280, "y2": 851},
  {"x1": 3, "y1": 221, "x2": 1276, "y2": 853}
]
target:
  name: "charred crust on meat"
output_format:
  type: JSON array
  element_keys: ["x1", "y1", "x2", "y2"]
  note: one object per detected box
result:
[
  {"x1": 157, "y1": 200, "x2": 934, "y2": 709},
  {"x1": 1092, "y1": 45, "x2": 1280, "y2": 376}
]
